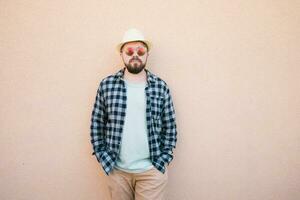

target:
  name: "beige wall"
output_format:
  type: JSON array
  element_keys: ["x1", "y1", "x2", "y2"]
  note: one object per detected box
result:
[{"x1": 1, "y1": 0, "x2": 299, "y2": 199}]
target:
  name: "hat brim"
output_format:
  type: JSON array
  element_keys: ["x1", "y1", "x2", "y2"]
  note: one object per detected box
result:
[{"x1": 116, "y1": 40, "x2": 152, "y2": 53}]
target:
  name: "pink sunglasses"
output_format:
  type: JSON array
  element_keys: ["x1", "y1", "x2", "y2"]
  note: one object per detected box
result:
[{"x1": 124, "y1": 47, "x2": 146, "y2": 56}]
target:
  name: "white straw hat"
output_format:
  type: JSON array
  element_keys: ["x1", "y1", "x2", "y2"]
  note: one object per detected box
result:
[{"x1": 116, "y1": 28, "x2": 152, "y2": 53}]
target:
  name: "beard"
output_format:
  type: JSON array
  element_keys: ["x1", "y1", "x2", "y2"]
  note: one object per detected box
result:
[{"x1": 125, "y1": 58, "x2": 146, "y2": 74}]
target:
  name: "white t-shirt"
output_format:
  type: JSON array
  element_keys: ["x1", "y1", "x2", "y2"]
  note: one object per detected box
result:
[{"x1": 114, "y1": 79, "x2": 154, "y2": 173}]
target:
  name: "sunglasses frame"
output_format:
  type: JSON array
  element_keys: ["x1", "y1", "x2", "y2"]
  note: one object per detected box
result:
[{"x1": 122, "y1": 46, "x2": 147, "y2": 57}]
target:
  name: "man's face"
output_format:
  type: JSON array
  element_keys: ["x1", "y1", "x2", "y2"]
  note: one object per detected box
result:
[{"x1": 120, "y1": 41, "x2": 149, "y2": 74}]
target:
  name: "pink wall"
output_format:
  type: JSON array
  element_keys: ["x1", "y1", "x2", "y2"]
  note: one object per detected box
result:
[{"x1": 1, "y1": 0, "x2": 299, "y2": 199}]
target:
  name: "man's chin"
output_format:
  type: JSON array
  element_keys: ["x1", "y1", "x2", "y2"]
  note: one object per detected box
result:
[{"x1": 125, "y1": 64, "x2": 145, "y2": 74}]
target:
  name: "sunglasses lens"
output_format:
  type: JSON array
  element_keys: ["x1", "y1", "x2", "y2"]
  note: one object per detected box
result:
[
  {"x1": 125, "y1": 48, "x2": 134, "y2": 56},
  {"x1": 137, "y1": 48, "x2": 145, "y2": 56}
]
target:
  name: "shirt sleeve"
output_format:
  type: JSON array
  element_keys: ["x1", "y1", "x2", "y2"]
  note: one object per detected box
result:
[
  {"x1": 160, "y1": 85, "x2": 178, "y2": 166},
  {"x1": 90, "y1": 81, "x2": 107, "y2": 163}
]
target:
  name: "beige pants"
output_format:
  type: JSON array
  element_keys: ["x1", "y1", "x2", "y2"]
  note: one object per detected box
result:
[{"x1": 107, "y1": 167, "x2": 168, "y2": 200}]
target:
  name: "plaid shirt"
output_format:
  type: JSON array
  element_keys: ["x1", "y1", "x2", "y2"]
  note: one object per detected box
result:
[{"x1": 90, "y1": 67, "x2": 177, "y2": 175}]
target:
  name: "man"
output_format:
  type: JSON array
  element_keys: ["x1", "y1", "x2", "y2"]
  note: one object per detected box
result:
[{"x1": 90, "y1": 28, "x2": 177, "y2": 200}]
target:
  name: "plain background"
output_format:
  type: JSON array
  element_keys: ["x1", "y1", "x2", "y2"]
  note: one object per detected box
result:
[{"x1": 1, "y1": 0, "x2": 299, "y2": 199}]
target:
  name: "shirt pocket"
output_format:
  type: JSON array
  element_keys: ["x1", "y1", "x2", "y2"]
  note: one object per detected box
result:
[{"x1": 149, "y1": 95, "x2": 164, "y2": 120}]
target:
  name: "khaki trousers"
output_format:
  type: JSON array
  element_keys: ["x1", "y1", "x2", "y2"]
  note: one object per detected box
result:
[{"x1": 107, "y1": 166, "x2": 168, "y2": 200}]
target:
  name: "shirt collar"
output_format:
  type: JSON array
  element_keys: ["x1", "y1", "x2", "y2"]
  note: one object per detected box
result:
[{"x1": 115, "y1": 67, "x2": 156, "y2": 84}]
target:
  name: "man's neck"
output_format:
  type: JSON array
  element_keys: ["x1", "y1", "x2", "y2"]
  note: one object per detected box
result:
[{"x1": 123, "y1": 68, "x2": 147, "y2": 84}]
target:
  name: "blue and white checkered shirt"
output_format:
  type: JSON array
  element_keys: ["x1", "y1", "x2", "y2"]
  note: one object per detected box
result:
[{"x1": 90, "y1": 67, "x2": 177, "y2": 175}]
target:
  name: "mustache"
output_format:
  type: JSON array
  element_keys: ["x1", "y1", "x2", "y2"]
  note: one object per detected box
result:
[{"x1": 129, "y1": 57, "x2": 142, "y2": 63}]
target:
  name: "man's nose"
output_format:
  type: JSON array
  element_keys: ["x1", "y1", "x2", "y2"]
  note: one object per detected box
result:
[{"x1": 132, "y1": 51, "x2": 139, "y2": 56}]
